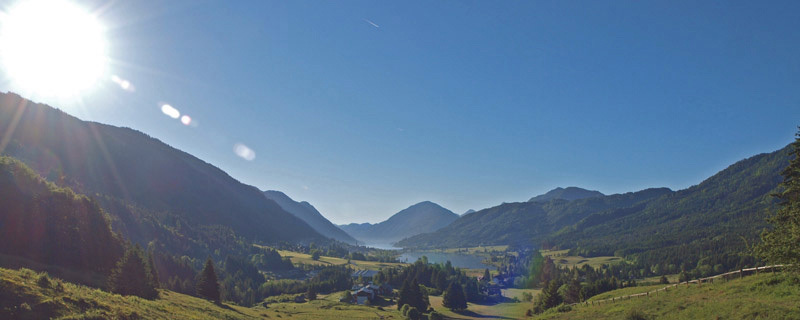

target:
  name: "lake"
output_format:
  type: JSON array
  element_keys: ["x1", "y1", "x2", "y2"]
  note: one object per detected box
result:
[{"x1": 398, "y1": 251, "x2": 490, "y2": 270}]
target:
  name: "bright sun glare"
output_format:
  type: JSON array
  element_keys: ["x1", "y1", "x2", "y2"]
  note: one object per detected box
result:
[{"x1": 0, "y1": 0, "x2": 107, "y2": 97}]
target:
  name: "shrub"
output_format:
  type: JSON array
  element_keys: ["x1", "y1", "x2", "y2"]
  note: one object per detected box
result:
[
  {"x1": 406, "y1": 307, "x2": 421, "y2": 320},
  {"x1": 625, "y1": 309, "x2": 648, "y2": 320},
  {"x1": 521, "y1": 291, "x2": 533, "y2": 302},
  {"x1": 429, "y1": 311, "x2": 444, "y2": 320},
  {"x1": 37, "y1": 273, "x2": 51, "y2": 288},
  {"x1": 401, "y1": 304, "x2": 411, "y2": 316}
]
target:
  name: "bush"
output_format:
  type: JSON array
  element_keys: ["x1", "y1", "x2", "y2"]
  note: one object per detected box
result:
[
  {"x1": 406, "y1": 307, "x2": 421, "y2": 320},
  {"x1": 401, "y1": 304, "x2": 411, "y2": 316},
  {"x1": 521, "y1": 291, "x2": 533, "y2": 302},
  {"x1": 625, "y1": 309, "x2": 648, "y2": 320},
  {"x1": 37, "y1": 273, "x2": 51, "y2": 288},
  {"x1": 429, "y1": 311, "x2": 444, "y2": 320},
  {"x1": 556, "y1": 304, "x2": 572, "y2": 312}
]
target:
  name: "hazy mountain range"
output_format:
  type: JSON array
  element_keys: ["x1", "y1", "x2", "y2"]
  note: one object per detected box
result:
[
  {"x1": 339, "y1": 201, "x2": 459, "y2": 246},
  {"x1": 263, "y1": 190, "x2": 357, "y2": 244}
]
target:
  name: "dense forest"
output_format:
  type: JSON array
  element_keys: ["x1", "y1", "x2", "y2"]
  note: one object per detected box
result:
[
  {"x1": 399, "y1": 144, "x2": 791, "y2": 281},
  {"x1": 0, "y1": 156, "x2": 123, "y2": 278}
]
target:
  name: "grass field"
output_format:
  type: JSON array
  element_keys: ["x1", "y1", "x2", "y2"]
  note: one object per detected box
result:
[
  {"x1": 428, "y1": 295, "x2": 530, "y2": 320},
  {"x1": 264, "y1": 247, "x2": 406, "y2": 270},
  {"x1": 541, "y1": 249, "x2": 623, "y2": 268},
  {"x1": 502, "y1": 288, "x2": 541, "y2": 301},
  {"x1": 534, "y1": 272, "x2": 800, "y2": 319},
  {"x1": 440, "y1": 245, "x2": 510, "y2": 254},
  {"x1": 0, "y1": 267, "x2": 404, "y2": 319}
]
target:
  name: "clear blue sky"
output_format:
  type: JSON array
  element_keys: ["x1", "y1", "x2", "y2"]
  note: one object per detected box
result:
[{"x1": 4, "y1": 0, "x2": 800, "y2": 224}]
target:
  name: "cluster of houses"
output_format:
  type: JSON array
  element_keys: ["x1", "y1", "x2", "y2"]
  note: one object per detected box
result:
[
  {"x1": 343, "y1": 270, "x2": 392, "y2": 305},
  {"x1": 477, "y1": 272, "x2": 523, "y2": 296},
  {"x1": 343, "y1": 283, "x2": 394, "y2": 305}
]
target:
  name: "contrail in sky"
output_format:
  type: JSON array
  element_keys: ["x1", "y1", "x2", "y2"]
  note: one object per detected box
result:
[{"x1": 363, "y1": 18, "x2": 380, "y2": 28}]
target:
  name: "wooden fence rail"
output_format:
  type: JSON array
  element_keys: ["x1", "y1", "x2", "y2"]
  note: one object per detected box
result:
[{"x1": 572, "y1": 264, "x2": 788, "y2": 307}]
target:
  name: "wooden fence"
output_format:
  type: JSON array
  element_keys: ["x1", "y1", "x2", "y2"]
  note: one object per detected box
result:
[{"x1": 573, "y1": 264, "x2": 788, "y2": 307}]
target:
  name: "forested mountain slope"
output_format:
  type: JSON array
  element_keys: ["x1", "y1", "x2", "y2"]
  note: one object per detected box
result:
[
  {"x1": 0, "y1": 156, "x2": 124, "y2": 279},
  {"x1": 551, "y1": 145, "x2": 790, "y2": 270},
  {"x1": 263, "y1": 190, "x2": 357, "y2": 244},
  {"x1": 529, "y1": 186, "x2": 604, "y2": 202},
  {"x1": 397, "y1": 188, "x2": 671, "y2": 248},
  {"x1": 0, "y1": 92, "x2": 325, "y2": 249},
  {"x1": 399, "y1": 145, "x2": 791, "y2": 275}
]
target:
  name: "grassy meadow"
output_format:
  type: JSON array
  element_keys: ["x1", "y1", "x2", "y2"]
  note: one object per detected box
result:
[
  {"x1": 535, "y1": 272, "x2": 800, "y2": 319},
  {"x1": 0, "y1": 267, "x2": 405, "y2": 320},
  {"x1": 274, "y1": 248, "x2": 405, "y2": 270},
  {"x1": 541, "y1": 249, "x2": 624, "y2": 269}
]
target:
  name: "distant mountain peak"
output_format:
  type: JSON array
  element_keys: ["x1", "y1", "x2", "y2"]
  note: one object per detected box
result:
[
  {"x1": 339, "y1": 200, "x2": 458, "y2": 245},
  {"x1": 262, "y1": 190, "x2": 358, "y2": 244},
  {"x1": 463, "y1": 209, "x2": 476, "y2": 215},
  {"x1": 529, "y1": 186, "x2": 604, "y2": 202}
]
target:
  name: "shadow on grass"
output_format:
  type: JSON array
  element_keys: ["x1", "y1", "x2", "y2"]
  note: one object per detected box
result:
[
  {"x1": 215, "y1": 301, "x2": 244, "y2": 315},
  {"x1": 451, "y1": 309, "x2": 516, "y2": 319}
]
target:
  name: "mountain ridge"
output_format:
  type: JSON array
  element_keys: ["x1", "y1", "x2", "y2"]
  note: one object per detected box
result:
[
  {"x1": 263, "y1": 190, "x2": 358, "y2": 244},
  {"x1": 0, "y1": 92, "x2": 326, "y2": 250},
  {"x1": 529, "y1": 186, "x2": 604, "y2": 202},
  {"x1": 339, "y1": 201, "x2": 458, "y2": 246}
]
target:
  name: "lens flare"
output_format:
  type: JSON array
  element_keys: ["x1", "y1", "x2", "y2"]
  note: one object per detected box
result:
[
  {"x1": 233, "y1": 143, "x2": 256, "y2": 161},
  {"x1": 160, "y1": 103, "x2": 180, "y2": 119},
  {"x1": 111, "y1": 75, "x2": 135, "y2": 92},
  {"x1": 180, "y1": 115, "x2": 192, "y2": 126}
]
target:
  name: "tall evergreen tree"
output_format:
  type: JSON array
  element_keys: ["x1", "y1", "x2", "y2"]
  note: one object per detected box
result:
[
  {"x1": 534, "y1": 280, "x2": 562, "y2": 311},
  {"x1": 108, "y1": 245, "x2": 158, "y2": 299},
  {"x1": 197, "y1": 257, "x2": 221, "y2": 301},
  {"x1": 397, "y1": 279, "x2": 412, "y2": 310},
  {"x1": 442, "y1": 281, "x2": 467, "y2": 311},
  {"x1": 146, "y1": 251, "x2": 160, "y2": 287},
  {"x1": 527, "y1": 250, "x2": 545, "y2": 288},
  {"x1": 411, "y1": 278, "x2": 428, "y2": 311},
  {"x1": 758, "y1": 128, "x2": 800, "y2": 273},
  {"x1": 464, "y1": 279, "x2": 480, "y2": 302}
]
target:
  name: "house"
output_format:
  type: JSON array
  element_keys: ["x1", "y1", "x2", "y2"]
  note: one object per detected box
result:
[
  {"x1": 353, "y1": 287, "x2": 375, "y2": 305},
  {"x1": 486, "y1": 284, "x2": 502, "y2": 296},
  {"x1": 351, "y1": 269, "x2": 379, "y2": 279},
  {"x1": 348, "y1": 282, "x2": 393, "y2": 305},
  {"x1": 492, "y1": 274, "x2": 504, "y2": 285}
]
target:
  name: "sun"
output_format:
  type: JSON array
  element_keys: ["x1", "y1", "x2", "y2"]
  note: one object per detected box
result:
[{"x1": 0, "y1": 0, "x2": 107, "y2": 97}]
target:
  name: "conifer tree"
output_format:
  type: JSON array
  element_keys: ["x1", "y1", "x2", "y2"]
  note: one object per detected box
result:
[
  {"x1": 758, "y1": 128, "x2": 800, "y2": 273},
  {"x1": 534, "y1": 280, "x2": 562, "y2": 311},
  {"x1": 197, "y1": 257, "x2": 221, "y2": 301},
  {"x1": 147, "y1": 251, "x2": 160, "y2": 287},
  {"x1": 108, "y1": 245, "x2": 158, "y2": 299},
  {"x1": 410, "y1": 278, "x2": 428, "y2": 311},
  {"x1": 464, "y1": 279, "x2": 480, "y2": 302},
  {"x1": 306, "y1": 285, "x2": 318, "y2": 300},
  {"x1": 397, "y1": 279, "x2": 412, "y2": 310},
  {"x1": 442, "y1": 281, "x2": 467, "y2": 311}
]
